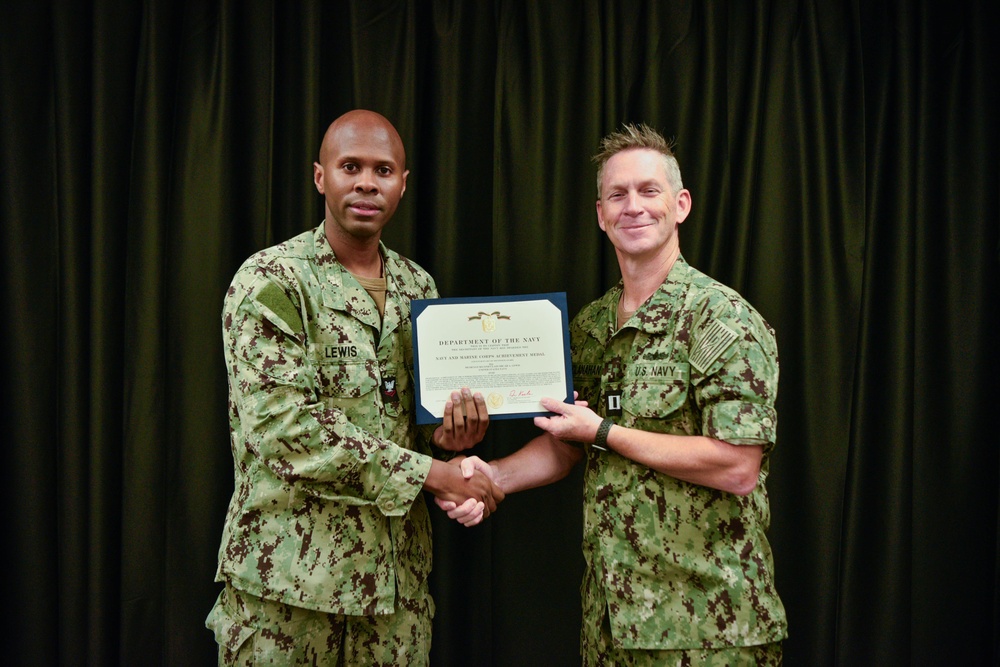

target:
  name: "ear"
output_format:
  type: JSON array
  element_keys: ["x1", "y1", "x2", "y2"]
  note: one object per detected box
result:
[
  {"x1": 400, "y1": 169, "x2": 410, "y2": 198},
  {"x1": 596, "y1": 199, "x2": 607, "y2": 232},
  {"x1": 675, "y1": 189, "x2": 692, "y2": 224},
  {"x1": 313, "y1": 162, "x2": 324, "y2": 193}
]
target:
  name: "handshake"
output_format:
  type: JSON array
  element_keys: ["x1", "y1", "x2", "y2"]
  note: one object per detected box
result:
[
  {"x1": 427, "y1": 455, "x2": 501, "y2": 528},
  {"x1": 422, "y1": 387, "x2": 596, "y2": 527},
  {"x1": 422, "y1": 387, "x2": 503, "y2": 528},
  {"x1": 422, "y1": 387, "x2": 594, "y2": 527}
]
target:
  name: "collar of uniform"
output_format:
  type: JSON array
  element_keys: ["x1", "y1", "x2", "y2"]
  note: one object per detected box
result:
[
  {"x1": 312, "y1": 223, "x2": 348, "y2": 311},
  {"x1": 379, "y1": 246, "x2": 405, "y2": 338},
  {"x1": 312, "y1": 223, "x2": 406, "y2": 335},
  {"x1": 612, "y1": 254, "x2": 694, "y2": 336},
  {"x1": 574, "y1": 282, "x2": 624, "y2": 347}
]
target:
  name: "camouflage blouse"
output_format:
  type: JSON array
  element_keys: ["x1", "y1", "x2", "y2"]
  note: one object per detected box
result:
[
  {"x1": 572, "y1": 256, "x2": 788, "y2": 649},
  {"x1": 214, "y1": 224, "x2": 437, "y2": 617}
]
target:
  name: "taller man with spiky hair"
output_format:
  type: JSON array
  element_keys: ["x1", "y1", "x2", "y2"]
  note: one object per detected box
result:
[{"x1": 445, "y1": 123, "x2": 788, "y2": 665}]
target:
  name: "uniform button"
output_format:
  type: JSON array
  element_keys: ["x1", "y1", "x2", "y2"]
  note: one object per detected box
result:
[
  {"x1": 762, "y1": 417, "x2": 773, "y2": 428},
  {"x1": 384, "y1": 500, "x2": 395, "y2": 511}
]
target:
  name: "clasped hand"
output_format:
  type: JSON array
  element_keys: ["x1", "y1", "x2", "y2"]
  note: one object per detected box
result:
[
  {"x1": 425, "y1": 386, "x2": 498, "y2": 526},
  {"x1": 531, "y1": 395, "x2": 601, "y2": 442},
  {"x1": 434, "y1": 456, "x2": 499, "y2": 527}
]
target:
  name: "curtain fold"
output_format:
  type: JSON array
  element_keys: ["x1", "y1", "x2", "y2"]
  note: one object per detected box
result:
[{"x1": 2, "y1": 1, "x2": 997, "y2": 665}]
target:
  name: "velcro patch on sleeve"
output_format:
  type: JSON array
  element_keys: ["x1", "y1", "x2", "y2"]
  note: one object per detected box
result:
[
  {"x1": 690, "y1": 320, "x2": 739, "y2": 374},
  {"x1": 255, "y1": 282, "x2": 303, "y2": 335}
]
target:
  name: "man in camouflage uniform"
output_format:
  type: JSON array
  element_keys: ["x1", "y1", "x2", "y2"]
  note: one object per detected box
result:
[
  {"x1": 206, "y1": 109, "x2": 503, "y2": 666},
  {"x1": 444, "y1": 124, "x2": 787, "y2": 664}
]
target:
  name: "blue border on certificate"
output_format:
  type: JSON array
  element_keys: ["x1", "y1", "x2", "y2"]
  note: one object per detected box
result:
[{"x1": 410, "y1": 292, "x2": 574, "y2": 425}]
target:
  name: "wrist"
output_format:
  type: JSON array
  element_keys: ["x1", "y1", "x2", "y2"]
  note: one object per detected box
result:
[
  {"x1": 488, "y1": 460, "x2": 505, "y2": 493},
  {"x1": 424, "y1": 459, "x2": 458, "y2": 495}
]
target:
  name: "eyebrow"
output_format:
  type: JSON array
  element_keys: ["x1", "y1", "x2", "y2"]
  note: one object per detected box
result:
[
  {"x1": 338, "y1": 154, "x2": 398, "y2": 166},
  {"x1": 606, "y1": 178, "x2": 663, "y2": 193}
]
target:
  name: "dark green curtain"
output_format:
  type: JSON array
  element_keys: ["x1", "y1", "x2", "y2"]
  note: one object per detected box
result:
[{"x1": 3, "y1": 1, "x2": 997, "y2": 665}]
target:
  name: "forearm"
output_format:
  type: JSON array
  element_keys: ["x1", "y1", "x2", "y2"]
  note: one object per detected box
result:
[
  {"x1": 491, "y1": 433, "x2": 583, "y2": 494},
  {"x1": 239, "y1": 379, "x2": 433, "y2": 509},
  {"x1": 603, "y1": 425, "x2": 763, "y2": 496}
]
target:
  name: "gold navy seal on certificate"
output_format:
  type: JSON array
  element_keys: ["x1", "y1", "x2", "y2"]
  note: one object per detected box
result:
[{"x1": 410, "y1": 292, "x2": 574, "y2": 424}]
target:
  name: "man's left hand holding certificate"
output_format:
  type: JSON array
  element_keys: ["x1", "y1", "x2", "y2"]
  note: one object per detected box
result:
[{"x1": 411, "y1": 293, "x2": 574, "y2": 424}]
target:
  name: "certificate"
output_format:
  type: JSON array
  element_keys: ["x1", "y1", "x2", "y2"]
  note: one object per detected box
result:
[{"x1": 411, "y1": 292, "x2": 574, "y2": 424}]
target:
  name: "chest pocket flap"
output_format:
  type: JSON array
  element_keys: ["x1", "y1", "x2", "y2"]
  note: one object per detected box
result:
[
  {"x1": 313, "y1": 349, "x2": 378, "y2": 400},
  {"x1": 621, "y1": 362, "x2": 689, "y2": 421}
]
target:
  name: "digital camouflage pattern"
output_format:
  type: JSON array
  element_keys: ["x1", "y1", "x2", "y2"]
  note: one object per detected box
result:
[
  {"x1": 207, "y1": 582, "x2": 431, "y2": 666},
  {"x1": 582, "y1": 601, "x2": 782, "y2": 667},
  {"x1": 571, "y1": 255, "x2": 787, "y2": 651},
  {"x1": 212, "y1": 223, "x2": 439, "y2": 623}
]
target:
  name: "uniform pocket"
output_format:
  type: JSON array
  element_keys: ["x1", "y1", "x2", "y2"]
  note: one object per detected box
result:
[
  {"x1": 621, "y1": 363, "x2": 689, "y2": 430},
  {"x1": 315, "y1": 358, "x2": 378, "y2": 405},
  {"x1": 205, "y1": 586, "x2": 257, "y2": 657}
]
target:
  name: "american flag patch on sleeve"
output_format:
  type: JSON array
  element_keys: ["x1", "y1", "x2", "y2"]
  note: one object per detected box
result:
[{"x1": 690, "y1": 320, "x2": 739, "y2": 373}]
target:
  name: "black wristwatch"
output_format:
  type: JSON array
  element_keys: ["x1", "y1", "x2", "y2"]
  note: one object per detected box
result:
[{"x1": 593, "y1": 419, "x2": 613, "y2": 451}]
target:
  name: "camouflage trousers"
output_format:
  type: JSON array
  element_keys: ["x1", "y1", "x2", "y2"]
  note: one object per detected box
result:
[
  {"x1": 582, "y1": 604, "x2": 782, "y2": 666},
  {"x1": 206, "y1": 581, "x2": 432, "y2": 666}
]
